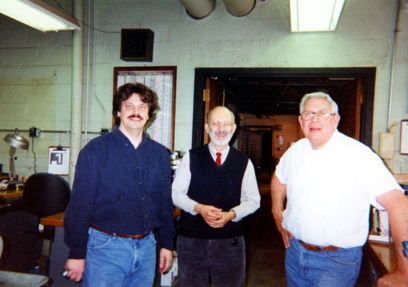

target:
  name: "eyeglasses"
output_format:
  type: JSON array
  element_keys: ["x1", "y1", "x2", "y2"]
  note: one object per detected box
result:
[
  {"x1": 208, "y1": 122, "x2": 233, "y2": 128},
  {"x1": 300, "y1": 111, "x2": 336, "y2": 121}
]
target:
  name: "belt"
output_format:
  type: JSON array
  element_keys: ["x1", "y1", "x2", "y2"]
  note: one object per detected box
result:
[
  {"x1": 91, "y1": 224, "x2": 157, "y2": 240},
  {"x1": 299, "y1": 240, "x2": 341, "y2": 252}
]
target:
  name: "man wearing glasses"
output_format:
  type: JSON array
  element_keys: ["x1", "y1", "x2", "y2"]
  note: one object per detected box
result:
[
  {"x1": 172, "y1": 106, "x2": 260, "y2": 287},
  {"x1": 271, "y1": 92, "x2": 408, "y2": 286}
]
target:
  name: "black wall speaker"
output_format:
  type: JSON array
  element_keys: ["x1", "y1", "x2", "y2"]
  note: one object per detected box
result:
[{"x1": 120, "y1": 29, "x2": 154, "y2": 62}]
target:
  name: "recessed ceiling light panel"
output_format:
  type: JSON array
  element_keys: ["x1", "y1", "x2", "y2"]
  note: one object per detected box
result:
[{"x1": 290, "y1": 0, "x2": 345, "y2": 32}]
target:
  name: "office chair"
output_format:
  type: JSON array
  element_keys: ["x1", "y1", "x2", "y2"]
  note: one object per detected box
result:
[
  {"x1": 0, "y1": 235, "x2": 49, "y2": 287},
  {"x1": 0, "y1": 173, "x2": 71, "y2": 274},
  {"x1": 23, "y1": 172, "x2": 71, "y2": 218}
]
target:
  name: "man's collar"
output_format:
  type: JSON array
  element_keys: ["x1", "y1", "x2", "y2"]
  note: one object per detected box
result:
[
  {"x1": 114, "y1": 125, "x2": 148, "y2": 146},
  {"x1": 208, "y1": 143, "x2": 229, "y2": 156}
]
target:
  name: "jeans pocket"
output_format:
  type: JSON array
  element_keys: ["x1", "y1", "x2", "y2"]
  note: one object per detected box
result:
[
  {"x1": 148, "y1": 232, "x2": 157, "y2": 244},
  {"x1": 323, "y1": 248, "x2": 361, "y2": 266},
  {"x1": 87, "y1": 230, "x2": 112, "y2": 249}
]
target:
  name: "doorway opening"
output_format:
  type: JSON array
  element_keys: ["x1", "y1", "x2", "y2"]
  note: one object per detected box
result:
[
  {"x1": 192, "y1": 67, "x2": 376, "y2": 150},
  {"x1": 190, "y1": 67, "x2": 376, "y2": 285}
]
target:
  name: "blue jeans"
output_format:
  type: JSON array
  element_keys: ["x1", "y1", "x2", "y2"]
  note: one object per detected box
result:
[
  {"x1": 83, "y1": 227, "x2": 157, "y2": 287},
  {"x1": 286, "y1": 238, "x2": 362, "y2": 287},
  {"x1": 177, "y1": 235, "x2": 245, "y2": 287}
]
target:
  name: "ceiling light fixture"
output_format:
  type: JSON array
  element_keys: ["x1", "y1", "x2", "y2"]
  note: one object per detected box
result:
[
  {"x1": 290, "y1": 0, "x2": 346, "y2": 32},
  {"x1": 0, "y1": 0, "x2": 80, "y2": 32}
]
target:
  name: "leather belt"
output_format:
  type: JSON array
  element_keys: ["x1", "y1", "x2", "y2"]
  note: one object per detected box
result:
[
  {"x1": 91, "y1": 224, "x2": 157, "y2": 240},
  {"x1": 299, "y1": 240, "x2": 341, "y2": 252}
]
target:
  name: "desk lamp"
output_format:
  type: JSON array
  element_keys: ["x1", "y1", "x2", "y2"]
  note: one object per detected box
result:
[{"x1": 4, "y1": 129, "x2": 29, "y2": 182}]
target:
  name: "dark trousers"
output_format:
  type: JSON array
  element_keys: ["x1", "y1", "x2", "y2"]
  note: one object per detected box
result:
[{"x1": 177, "y1": 235, "x2": 245, "y2": 287}]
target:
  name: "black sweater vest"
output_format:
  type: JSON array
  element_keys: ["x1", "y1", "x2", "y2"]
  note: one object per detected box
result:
[{"x1": 178, "y1": 145, "x2": 249, "y2": 239}]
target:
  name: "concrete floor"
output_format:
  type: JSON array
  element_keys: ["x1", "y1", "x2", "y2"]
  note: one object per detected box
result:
[{"x1": 245, "y1": 191, "x2": 287, "y2": 287}]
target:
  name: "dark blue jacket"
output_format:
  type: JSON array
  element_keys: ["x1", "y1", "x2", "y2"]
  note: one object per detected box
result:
[{"x1": 64, "y1": 126, "x2": 175, "y2": 258}]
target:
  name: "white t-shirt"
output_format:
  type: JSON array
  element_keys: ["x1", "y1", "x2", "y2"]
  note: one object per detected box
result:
[{"x1": 275, "y1": 130, "x2": 402, "y2": 248}]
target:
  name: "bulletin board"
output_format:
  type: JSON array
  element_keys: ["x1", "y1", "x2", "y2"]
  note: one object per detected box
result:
[
  {"x1": 113, "y1": 66, "x2": 177, "y2": 151},
  {"x1": 401, "y1": 120, "x2": 408, "y2": 155}
]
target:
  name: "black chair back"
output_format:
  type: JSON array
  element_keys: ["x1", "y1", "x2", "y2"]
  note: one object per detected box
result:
[{"x1": 23, "y1": 173, "x2": 71, "y2": 218}]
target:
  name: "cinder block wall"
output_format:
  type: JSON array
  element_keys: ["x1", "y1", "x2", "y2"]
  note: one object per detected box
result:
[{"x1": 0, "y1": 0, "x2": 407, "y2": 178}]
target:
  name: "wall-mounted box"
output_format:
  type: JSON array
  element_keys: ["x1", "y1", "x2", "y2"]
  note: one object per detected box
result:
[{"x1": 120, "y1": 29, "x2": 154, "y2": 62}]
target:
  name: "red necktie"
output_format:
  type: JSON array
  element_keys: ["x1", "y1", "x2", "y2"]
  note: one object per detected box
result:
[{"x1": 216, "y1": 152, "x2": 222, "y2": 166}]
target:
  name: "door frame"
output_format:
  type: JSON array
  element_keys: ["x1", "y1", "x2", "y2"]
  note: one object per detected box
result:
[{"x1": 192, "y1": 67, "x2": 376, "y2": 148}]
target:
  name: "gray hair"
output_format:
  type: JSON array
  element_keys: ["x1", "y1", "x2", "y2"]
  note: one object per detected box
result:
[{"x1": 299, "y1": 92, "x2": 339, "y2": 115}]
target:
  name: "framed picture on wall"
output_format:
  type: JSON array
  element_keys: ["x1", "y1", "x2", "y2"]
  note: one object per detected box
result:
[{"x1": 113, "y1": 66, "x2": 177, "y2": 151}]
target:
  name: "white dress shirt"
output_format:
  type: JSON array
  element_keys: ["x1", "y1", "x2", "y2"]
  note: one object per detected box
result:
[{"x1": 172, "y1": 144, "x2": 260, "y2": 222}]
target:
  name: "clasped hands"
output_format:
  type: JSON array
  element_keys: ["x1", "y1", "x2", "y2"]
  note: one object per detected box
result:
[{"x1": 195, "y1": 203, "x2": 236, "y2": 228}]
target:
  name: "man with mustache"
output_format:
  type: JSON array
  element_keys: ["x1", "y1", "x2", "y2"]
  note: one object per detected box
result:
[
  {"x1": 272, "y1": 92, "x2": 408, "y2": 286},
  {"x1": 63, "y1": 83, "x2": 175, "y2": 286},
  {"x1": 172, "y1": 106, "x2": 261, "y2": 287}
]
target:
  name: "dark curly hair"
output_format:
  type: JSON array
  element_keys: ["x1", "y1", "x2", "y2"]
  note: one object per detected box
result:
[{"x1": 112, "y1": 83, "x2": 159, "y2": 125}]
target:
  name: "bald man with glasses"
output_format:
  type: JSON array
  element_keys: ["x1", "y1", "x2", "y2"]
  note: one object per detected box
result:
[
  {"x1": 271, "y1": 92, "x2": 408, "y2": 286},
  {"x1": 172, "y1": 106, "x2": 260, "y2": 287}
]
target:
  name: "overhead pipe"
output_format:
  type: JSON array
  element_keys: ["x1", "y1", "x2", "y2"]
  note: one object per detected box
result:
[
  {"x1": 179, "y1": 0, "x2": 215, "y2": 19},
  {"x1": 223, "y1": 0, "x2": 256, "y2": 17},
  {"x1": 386, "y1": 0, "x2": 402, "y2": 132}
]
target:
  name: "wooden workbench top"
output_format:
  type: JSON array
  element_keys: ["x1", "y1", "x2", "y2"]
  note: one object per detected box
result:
[
  {"x1": 0, "y1": 189, "x2": 23, "y2": 200},
  {"x1": 368, "y1": 241, "x2": 397, "y2": 275},
  {"x1": 40, "y1": 212, "x2": 65, "y2": 227},
  {"x1": 40, "y1": 208, "x2": 182, "y2": 228},
  {"x1": 394, "y1": 173, "x2": 408, "y2": 186}
]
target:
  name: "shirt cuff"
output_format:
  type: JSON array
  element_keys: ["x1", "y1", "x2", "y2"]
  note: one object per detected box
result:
[
  {"x1": 158, "y1": 239, "x2": 174, "y2": 251},
  {"x1": 68, "y1": 247, "x2": 87, "y2": 259},
  {"x1": 230, "y1": 207, "x2": 242, "y2": 222},
  {"x1": 186, "y1": 200, "x2": 198, "y2": 215}
]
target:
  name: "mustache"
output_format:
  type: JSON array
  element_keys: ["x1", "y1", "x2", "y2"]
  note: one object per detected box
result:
[
  {"x1": 128, "y1": 114, "x2": 144, "y2": 120},
  {"x1": 215, "y1": 131, "x2": 228, "y2": 135}
]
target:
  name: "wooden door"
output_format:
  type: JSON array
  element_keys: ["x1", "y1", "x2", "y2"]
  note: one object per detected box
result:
[{"x1": 202, "y1": 77, "x2": 225, "y2": 144}]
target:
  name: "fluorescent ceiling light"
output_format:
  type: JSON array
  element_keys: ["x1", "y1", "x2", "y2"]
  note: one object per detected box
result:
[
  {"x1": 290, "y1": 0, "x2": 345, "y2": 32},
  {"x1": 0, "y1": 0, "x2": 80, "y2": 32}
]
